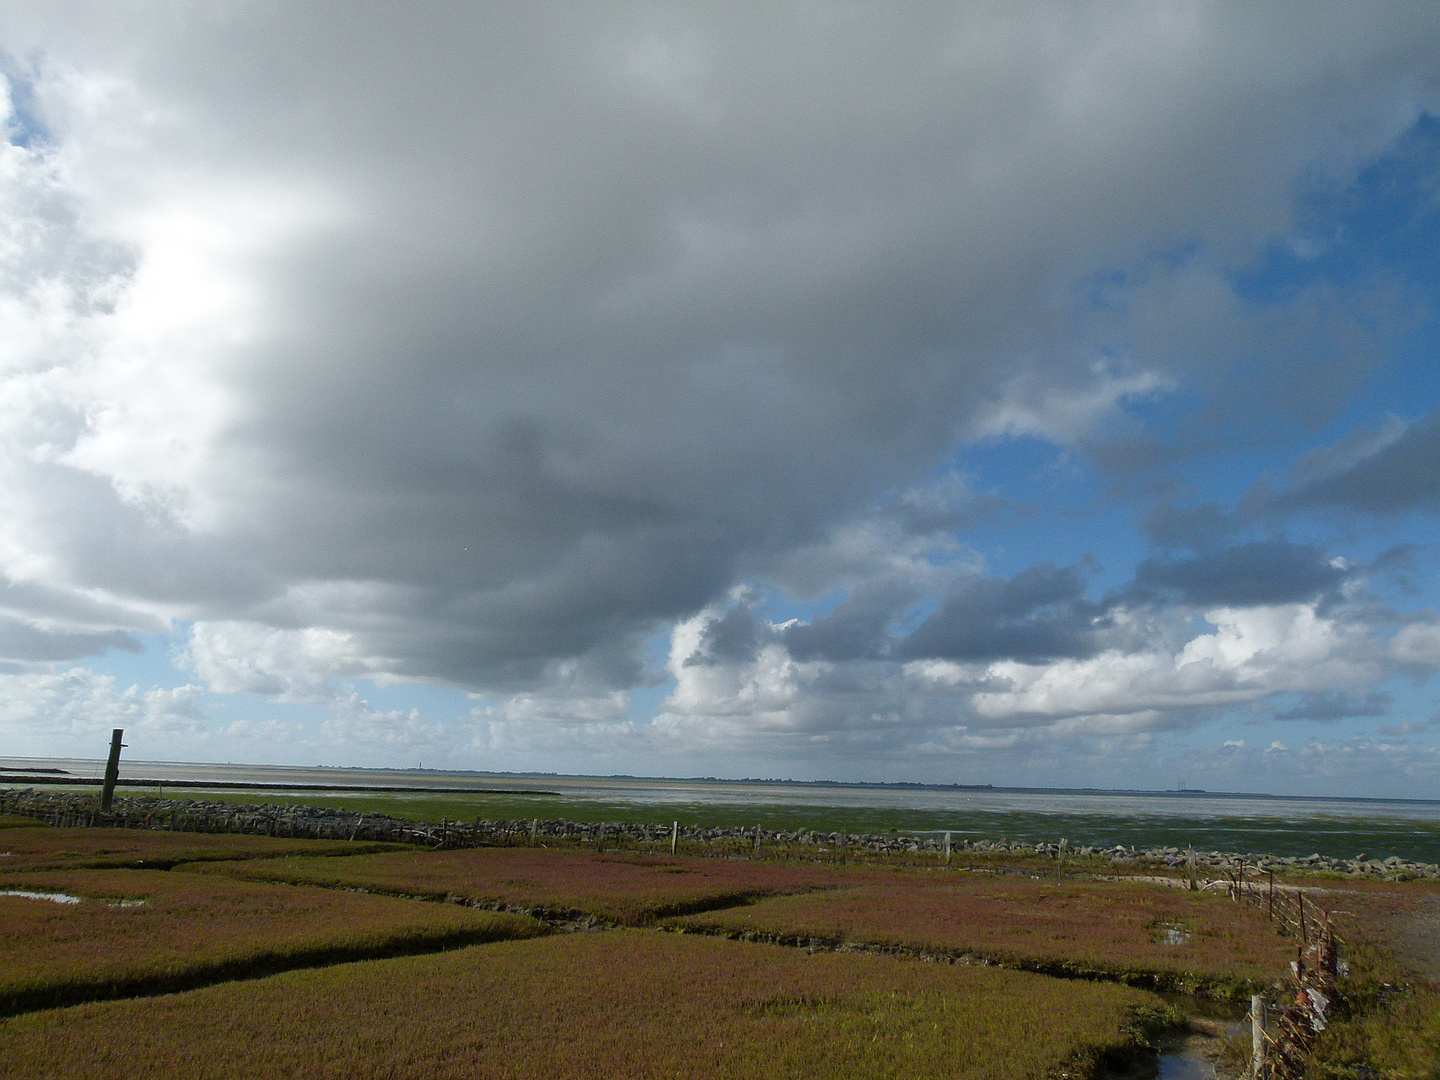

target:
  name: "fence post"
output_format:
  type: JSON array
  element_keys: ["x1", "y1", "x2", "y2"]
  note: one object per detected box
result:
[
  {"x1": 754, "y1": 824, "x2": 762, "y2": 857},
  {"x1": 839, "y1": 830, "x2": 847, "y2": 865},
  {"x1": 944, "y1": 831, "x2": 952, "y2": 865},
  {"x1": 1251, "y1": 995, "x2": 1267, "y2": 1077},
  {"x1": 671, "y1": 820, "x2": 679, "y2": 856},
  {"x1": 100, "y1": 728, "x2": 125, "y2": 812},
  {"x1": 1058, "y1": 836, "x2": 1068, "y2": 878},
  {"x1": 1187, "y1": 846, "x2": 1198, "y2": 891}
]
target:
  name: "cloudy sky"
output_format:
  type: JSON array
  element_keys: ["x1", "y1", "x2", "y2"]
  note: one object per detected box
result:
[{"x1": 3, "y1": 4, "x2": 1440, "y2": 795}]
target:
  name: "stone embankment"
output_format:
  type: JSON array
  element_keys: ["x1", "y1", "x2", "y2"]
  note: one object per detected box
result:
[{"x1": 2, "y1": 787, "x2": 1436, "y2": 880}]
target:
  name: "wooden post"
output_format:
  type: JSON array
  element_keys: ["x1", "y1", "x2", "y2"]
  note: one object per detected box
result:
[
  {"x1": 1251, "y1": 994, "x2": 1267, "y2": 1077},
  {"x1": 671, "y1": 820, "x2": 679, "y2": 856},
  {"x1": 1187, "y1": 845, "x2": 1197, "y2": 891},
  {"x1": 530, "y1": 818, "x2": 539, "y2": 845},
  {"x1": 838, "y1": 830, "x2": 847, "y2": 865},
  {"x1": 944, "y1": 831, "x2": 952, "y2": 865},
  {"x1": 100, "y1": 728, "x2": 124, "y2": 812},
  {"x1": 597, "y1": 822, "x2": 605, "y2": 853},
  {"x1": 1058, "y1": 836, "x2": 1068, "y2": 878},
  {"x1": 754, "y1": 824, "x2": 762, "y2": 857},
  {"x1": 1268, "y1": 870, "x2": 1274, "y2": 921}
]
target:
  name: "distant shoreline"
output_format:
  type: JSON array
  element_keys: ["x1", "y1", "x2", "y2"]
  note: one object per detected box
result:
[{"x1": 3, "y1": 756, "x2": 1438, "y2": 806}]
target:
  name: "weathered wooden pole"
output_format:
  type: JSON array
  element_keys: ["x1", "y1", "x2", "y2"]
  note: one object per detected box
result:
[
  {"x1": 100, "y1": 729, "x2": 125, "y2": 812},
  {"x1": 1251, "y1": 994, "x2": 1267, "y2": 1077},
  {"x1": 838, "y1": 829, "x2": 847, "y2": 865},
  {"x1": 1187, "y1": 845, "x2": 1198, "y2": 891},
  {"x1": 671, "y1": 820, "x2": 679, "y2": 856},
  {"x1": 944, "y1": 831, "x2": 952, "y2": 865},
  {"x1": 754, "y1": 824, "x2": 762, "y2": 856},
  {"x1": 1058, "y1": 836, "x2": 1068, "y2": 878}
]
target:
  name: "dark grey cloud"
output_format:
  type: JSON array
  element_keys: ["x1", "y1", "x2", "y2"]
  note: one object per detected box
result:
[
  {"x1": 0, "y1": 3, "x2": 1436, "y2": 712},
  {"x1": 1272, "y1": 690, "x2": 1392, "y2": 723},
  {"x1": 1142, "y1": 502, "x2": 1239, "y2": 552},
  {"x1": 1261, "y1": 410, "x2": 1440, "y2": 517},
  {"x1": 896, "y1": 564, "x2": 1104, "y2": 663},
  {"x1": 689, "y1": 598, "x2": 769, "y2": 667},
  {"x1": 1128, "y1": 540, "x2": 1349, "y2": 608},
  {"x1": 0, "y1": 616, "x2": 139, "y2": 663},
  {"x1": 782, "y1": 581, "x2": 921, "y2": 662}
]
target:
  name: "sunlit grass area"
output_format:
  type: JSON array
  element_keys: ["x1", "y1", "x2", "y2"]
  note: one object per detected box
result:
[
  {"x1": 0, "y1": 931, "x2": 1169, "y2": 1080},
  {"x1": 188, "y1": 847, "x2": 859, "y2": 923},
  {"x1": 0, "y1": 868, "x2": 544, "y2": 1013},
  {"x1": 673, "y1": 875, "x2": 1293, "y2": 991}
]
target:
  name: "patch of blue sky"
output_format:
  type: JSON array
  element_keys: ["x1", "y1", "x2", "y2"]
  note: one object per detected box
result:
[
  {"x1": 1239, "y1": 114, "x2": 1440, "y2": 300},
  {"x1": 627, "y1": 680, "x2": 673, "y2": 724},
  {"x1": 84, "y1": 630, "x2": 194, "y2": 691},
  {"x1": 0, "y1": 57, "x2": 48, "y2": 149},
  {"x1": 947, "y1": 437, "x2": 1145, "y2": 593}
]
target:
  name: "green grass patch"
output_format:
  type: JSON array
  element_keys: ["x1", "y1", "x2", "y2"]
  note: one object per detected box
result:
[
  {"x1": 0, "y1": 814, "x2": 46, "y2": 830},
  {"x1": 0, "y1": 931, "x2": 1170, "y2": 1079},
  {"x1": 158, "y1": 786, "x2": 1440, "y2": 863}
]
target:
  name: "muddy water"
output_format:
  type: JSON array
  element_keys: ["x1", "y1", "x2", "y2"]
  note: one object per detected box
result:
[{"x1": 1106, "y1": 1003, "x2": 1246, "y2": 1080}]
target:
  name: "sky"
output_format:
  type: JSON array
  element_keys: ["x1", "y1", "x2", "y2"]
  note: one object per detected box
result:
[{"x1": 2, "y1": 4, "x2": 1440, "y2": 796}]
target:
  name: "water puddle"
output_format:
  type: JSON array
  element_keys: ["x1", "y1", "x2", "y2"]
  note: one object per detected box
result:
[
  {"x1": 0, "y1": 890, "x2": 145, "y2": 907},
  {"x1": 1108, "y1": 1000, "x2": 1245, "y2": 1080},
  {"x1": 0, "y1": 889, "x2": 82, "y2": 904},
  {"x1": 1154, "y1": 924, "x2": 1191, "y2": 945},
  {"x1": 1156, "y1": 1041, "x2": 1219, "y2": 1079}
]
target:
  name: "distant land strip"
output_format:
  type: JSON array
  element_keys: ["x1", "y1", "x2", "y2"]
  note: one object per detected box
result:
[
  {"x1": 0, "y1": 775, "x2": 556, "y2": 796},
  {"x1": 3, "y1": 787, "x2": 1437, "y2": 882}
]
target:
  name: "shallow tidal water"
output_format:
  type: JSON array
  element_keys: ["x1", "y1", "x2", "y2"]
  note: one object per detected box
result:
[{"x1": 6, "y1": 756, "x2": 1440, "y2": 862}]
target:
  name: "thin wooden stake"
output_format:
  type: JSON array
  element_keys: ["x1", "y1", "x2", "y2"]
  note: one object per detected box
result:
[
  {"x1": 671, "y1": 820, "x2": 679, "y2": 856},
  {"x1": 1251, "y1": 995, "x2": 1267, "y2": 1077},
  {"x1": 944, "y1": 831, "x2": 952, "y2": 865},
  {"x1": 754, "y1": 824, "x2": 762, "y2": 857}
]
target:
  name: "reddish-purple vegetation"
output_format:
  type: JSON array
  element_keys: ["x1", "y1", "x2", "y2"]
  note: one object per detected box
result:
[
  {"x1": 0, "y1": 825, "x2": 396, "y2": 871},
  {"x1": 675, "y1": 876, "x2": 1294, "y2": 985},
  {"x1": 0, "y1": 931, "x2": 1166, "y2": 1079},
  {"x1": 0, "y1": 868, "x2": 544, "y2": 1012},
  {"x1": 192, "y1": 847, "x2": 859, "y2": 922}
]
